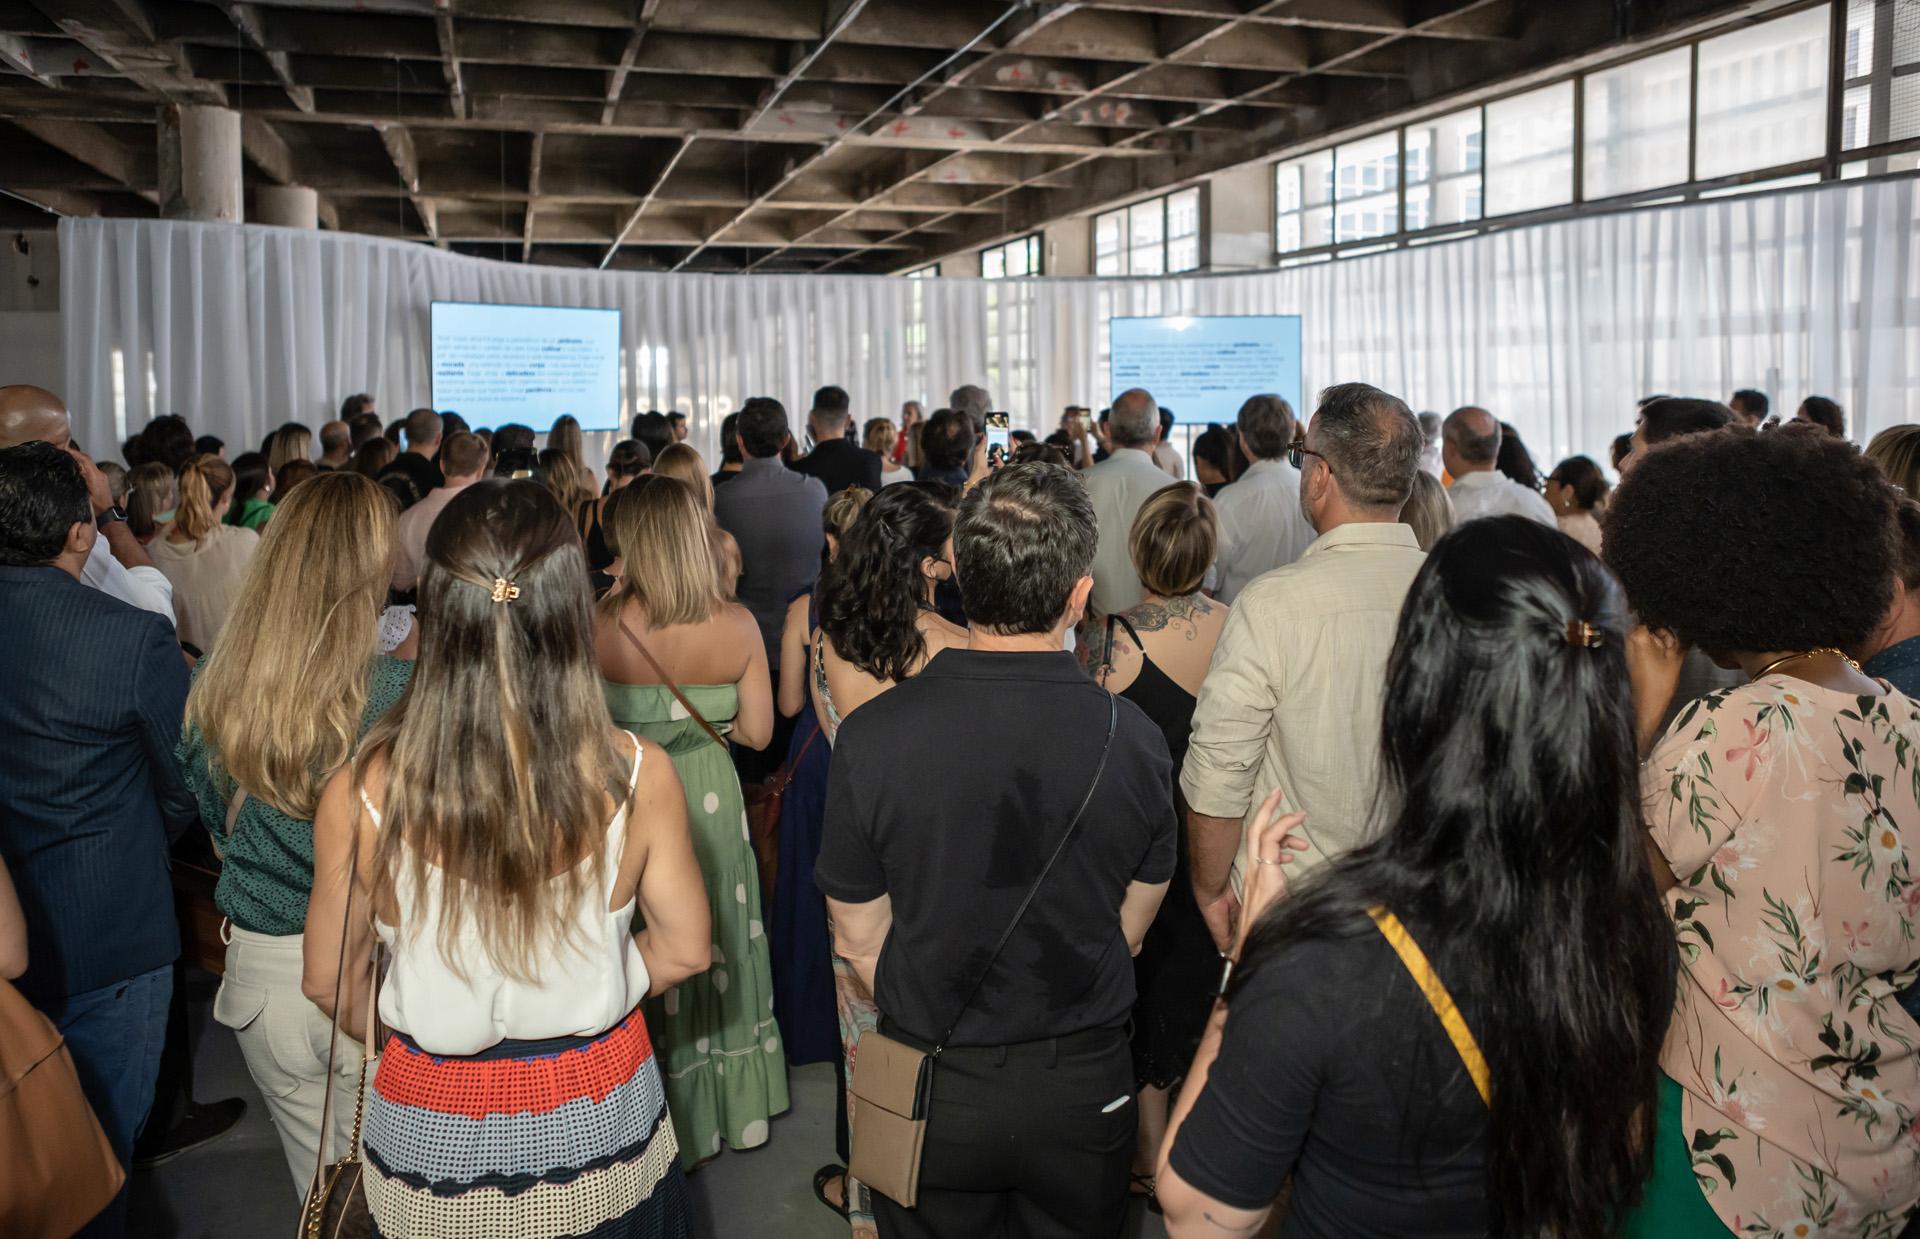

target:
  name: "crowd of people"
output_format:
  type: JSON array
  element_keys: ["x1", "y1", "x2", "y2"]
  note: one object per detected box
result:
[{"x1": 3, "y1": 369, "x2": 1920, "y2": 1239}]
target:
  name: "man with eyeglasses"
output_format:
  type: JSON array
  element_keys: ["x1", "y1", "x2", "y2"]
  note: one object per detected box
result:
[{"x1": 1181, "y1": 383, "x2": 1427, "y2": 952}]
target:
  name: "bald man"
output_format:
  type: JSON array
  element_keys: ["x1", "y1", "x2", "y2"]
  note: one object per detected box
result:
[
  {"x1": 1440, "y1": 405, "x2": 1555, "y2": 527},
  {"x1": 0, "y1": 385, "x2": 175, "y2": 623},
  {"x1": 1082, "y1": 387, "x2": 1170, "y2": 616}
]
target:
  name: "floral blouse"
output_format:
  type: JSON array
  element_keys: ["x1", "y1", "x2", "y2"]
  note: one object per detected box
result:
[{"x1": 1648, "y1": 677, "x2": 1920, "y2": 1237}]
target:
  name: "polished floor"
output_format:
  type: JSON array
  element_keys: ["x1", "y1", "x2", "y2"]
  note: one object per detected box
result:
[{"x1": 127, "y1": 971, "x2": 1172, "y2": 1238}]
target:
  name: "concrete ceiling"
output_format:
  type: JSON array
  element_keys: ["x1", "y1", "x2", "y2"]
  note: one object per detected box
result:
[{"x1": 0, "y1": 0, "x2": 1762, "y2": 273}]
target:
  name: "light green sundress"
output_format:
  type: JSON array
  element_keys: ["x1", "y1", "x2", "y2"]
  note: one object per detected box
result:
[{"x1": 603, "y1": 680, "x2": 790, "y2": 1169}]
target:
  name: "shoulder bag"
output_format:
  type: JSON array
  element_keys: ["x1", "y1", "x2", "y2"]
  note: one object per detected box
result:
[
  {"x1": 1367, "y1": 906, "x2": 1490, "y2": 1105},
  {"x1": 848, "y1": 694, "x2": 1119, "y2": 1208},
  {"x1": 0, "y1": 977, "x2": 124, "y2": 1238},
  {"x1": 296, "y1": 830, "x2": 380, "y2": 1239}
]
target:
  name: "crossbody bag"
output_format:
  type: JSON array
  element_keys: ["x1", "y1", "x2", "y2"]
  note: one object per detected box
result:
[
  {"x1": 848, "y1": 694, "x2": 1119, "y2": 1208},
  {"x1": 1367, "y1": 906, "x2": 1490, "y2": 1105}
]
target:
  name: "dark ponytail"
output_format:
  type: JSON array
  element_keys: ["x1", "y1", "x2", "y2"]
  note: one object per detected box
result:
[
  {"x1": 1239, "y1": 515, "x2": 1675, "y2": 1238},
  {"x1": 818, "y1": 485, "x2": 955, "y2": 683}
]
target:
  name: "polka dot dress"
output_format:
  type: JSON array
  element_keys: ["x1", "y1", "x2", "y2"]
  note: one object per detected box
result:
[{"x1": 602, "y1": 680, "x2": 790, "y2": 1169}]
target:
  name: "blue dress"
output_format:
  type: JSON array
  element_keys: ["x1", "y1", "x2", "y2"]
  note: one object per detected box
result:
[{"x1": 770, "y1": 597, "x2": 839, "y2": 1066}]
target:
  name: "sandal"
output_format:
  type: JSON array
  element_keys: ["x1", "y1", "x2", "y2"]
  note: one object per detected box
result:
[
  {"x1": 813, "y1": 1163, "x2": 850, "y2": 1218},
  {"x1": 1130, "y1": 1172, "x2": 1161, "y2": 1214}
]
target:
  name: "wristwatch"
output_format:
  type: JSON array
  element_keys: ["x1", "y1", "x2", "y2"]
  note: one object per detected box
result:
[{"x1": 96, "y1": 504, "x2": 128, "y2": 529}]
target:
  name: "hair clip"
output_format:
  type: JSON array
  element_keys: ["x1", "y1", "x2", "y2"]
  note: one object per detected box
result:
[
  {"x1": 1566, "y1": 618, "x2": 1603, "y2": 648},
  {"x1": 490, "y1": 577, "x2": 521, "y2": 604}
]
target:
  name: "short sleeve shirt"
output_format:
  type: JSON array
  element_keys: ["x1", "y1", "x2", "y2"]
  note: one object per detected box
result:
[{"x1": 815, "y1": 648, "x2": 1175, "y2": 1046}]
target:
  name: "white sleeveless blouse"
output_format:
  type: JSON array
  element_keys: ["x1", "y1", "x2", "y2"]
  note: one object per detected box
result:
[{"x1": 364, "y1": 737, "x2": 651, "y2": 1056}]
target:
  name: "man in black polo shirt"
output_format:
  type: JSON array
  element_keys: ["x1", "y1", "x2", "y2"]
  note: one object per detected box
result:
[{"x1": 818, "y1": 461, "x2": 1174, "y2": 1239}]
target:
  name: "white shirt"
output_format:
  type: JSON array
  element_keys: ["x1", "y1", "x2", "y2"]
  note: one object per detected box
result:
[
  {"x1": 1153, "y1": 442, "x2": 1185, "y2": 479},
  {"x1": 1084, "y1": 447, "x2": 1176, "y2": 617},
  {"x1": 1445, "y1": 469, "x2": 1557, "y2": 527},
  {"x1": 84, "y1": 533, "x2": 176, "y2": 626},
  {"x1": 879, "y1": 464, "x2": 914, "y2": 488},
  {"x1": 1211, "y1": 458, "x2": 1316, "y2": 603}
]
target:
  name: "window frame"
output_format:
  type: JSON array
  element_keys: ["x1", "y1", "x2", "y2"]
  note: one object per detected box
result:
[
  {"x1": 979, "y1": 233, "x2": 1043, "y2": 280},
  {"x1": 1094, "y1": 186, "x2": 1206, "y2": 277}
]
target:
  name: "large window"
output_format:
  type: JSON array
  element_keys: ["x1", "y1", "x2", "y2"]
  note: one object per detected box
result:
[
  {"x1": 1095, "y1": 188, "x2": 1203, "y2": 276},
  {"x1": 904, "y1": 265, "x2": 936, "y2": 279},
  {"x1": 980, "y1": 234, "x2": 1041, "y2": 279},
  {"x1": 1274, "y1": 149, "x2": 1333, "y2": 254},
  {"x1": 1404, "y1": 107, "x2": 1482, "y2": 230},
  {"x1": 1334, "y1": 132, "x2": 1400, "y2": 242},
  {"x1": 1584, "y1": 48, "x2": 1692, "y2": 199},
  {"x1": 1695, "y1": 5, "x2": 1830, "y2": 179},
  {"x1": 1485, "y1": 81, "x2": 1575, "y2": 216},
  {"x1": 1843, "y1": 0, "x2": 1920, "y2": 161}
]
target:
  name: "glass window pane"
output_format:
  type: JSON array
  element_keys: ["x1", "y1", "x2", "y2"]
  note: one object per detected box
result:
[
  {"x1": 1405, "y1": 184, "x2": 1431, "y2": 231},
  {"x1": 982, "y1": 247, "x2": 1005, "y2": 279},
  {"x1": 1277, "y1": 213, "x2": 1302, "y2": 253},
  {"x1": 1404, "y1": 128, "x2": 1432, "y2": 185},
  {"x1": 1167, "y1": 188, "x2": 1200, "y2": 239},
  {"x1": 1280, "y1": 150, "x2": 1333, "y2": 208},
  {"x1": 1846, "y1": 0, "x2": 1875, "y2": 81},
  {"x1": 1131, "y1": 245, "x2": 1165, "y2": 276},
  {"x1": 1695, "y1": 7, "x2": 1830, "y2": 179},
  {"x1": 1485, "y1": 81, "x2": 1573, "y2": 216},
  {"x1": 1167, "y1": 235, "x2": 1199, "y2": 272},
  {"x1": 1096, "y1": 251, "x2": 1125, "y2": 276},
  {"x1": 1006, "y1": 238, "x2": 1030, "y2": 278},
  {"x1": 1336, "y1": 192, "x2": 1397, "y2": 242},
  {"x1": 1583, "y1": 47, "x2": 1692, "y2": 199},
  {"x1": 1276, "y1": 162, "x2": 1302, "y2": 212},
  {"x1": 1336, "y1": 132, "x2": 1399, "y2": 201},
  {"x1": 1095, "y1": 211, "x2": 1123, "y2": 256},
  {"x1": 1300, "y1": 206, "x2": 1333, "y2": 250},
  {"x1": 1130, "y1": 202, "x2": 1164, "y2": 248}
]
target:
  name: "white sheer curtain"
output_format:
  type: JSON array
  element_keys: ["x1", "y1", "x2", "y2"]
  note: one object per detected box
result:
[{"x1": 59, "y1": 174, "x2": 1920, "y2": 468}]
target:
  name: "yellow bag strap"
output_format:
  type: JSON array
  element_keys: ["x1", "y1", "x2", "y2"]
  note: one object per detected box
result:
[{"x1": 1367, "y1": 906, "x2": 1491, "y2": 1106}]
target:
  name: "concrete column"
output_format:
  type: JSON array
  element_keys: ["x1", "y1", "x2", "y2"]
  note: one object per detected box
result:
[
  {"x1": 157, "y1": 104, "x2": 243, "y2": 223},
  {"x1": 255, "y1": 185, "x2": 319, "y2": 229}
]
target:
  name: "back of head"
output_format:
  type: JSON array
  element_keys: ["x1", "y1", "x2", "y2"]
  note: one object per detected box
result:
[
  {"x1": 1799, "y1": 395, "x2": 1846, "y2": 438},
  {"x1": 1316, "y1": 383, "x2": 1423, "y2": 510},
  {"x1": 1129, "y1": 482, "x2": 1217, "y2": 597},
  {"x1": 439, "y1": 431, "x2": 488, "y2": 481},
  {"x1": 920, "y1": 409, "x2": 973, "y2": 472},
  {"x1": 340, "y1": 393, "x2": 374, "y2": 420},
  {"x1": 1605, "y1": 422, "x2": 1895, "y2": 654},
  {"x1": 652, "y1": 443, "x2": 712, "y2": 509},
  {"x1": 1417, "y1": 410, "x2": 1443, "y2": 443},
  {"x1": 1867, "y1": 423, "x2": 1920, "y2": 496},
  {"x1": 1441, "y1": 405, "x2": 1500, "y2": 467},
  {"x1": 1894, "y1": 498, "x2": 1920, "y2": 593},
  {"x1": 195, "y1": 433, "x2": 226, "y2": 458},
  {"x1": 863, "y1": 417, "x2": 897, "y2": 457},
  {"x1": 603, "y1": 475, "x2": 723, "y2": 627},
  {"x1": 319, "y1": 420, "x2": 351, "y2": 458},
  {"x1": 440, "y1": 411, "x2": 470, "y2": 439},
  {"x1": 405, "y1": 407, "x2": 443, "y2": 452},
  {"x1": 1190, "y1": 423, "x2": 1244, "y2": 483},
  {"x1": 1495, "y1": 422, "x2": 1542, "y2": 491},
  {"x1": 143, "y1": 414, "x2": 197, "y2": 473},
  {"x1": 230, "y1": 451, "x2": 272, "y2": 512},
  {"x1": 174, "y1": 453, "x2": 235, "y2": 543},
  {"x1": 737, "y1": 398, "x2": 790, "y2": 460},
  {"x1": 1398, "y1": 467, "x2": 1454, "y2": 551},
  {"x1": 1609, "y1": 432, "x2": 1634, "y2": 472},
  {"x1": 821, "y1": 484, "x2": 956, "y2": 680},
  {"x1": 606, "y1": 438, "x2": 650, "y2": 481},
  {"x1": 1639, "y1": 397, "x2": 1733, "y2": 449},
  {"x1": 1731, "y1": 388, "x2": 1769, "y2": 421},
  {"x1": 1108, "y1": 388, "x2": 1160, "y2": 450},
  {"x1": 384, "y1": 417, "x2": 405, "y2": 445},
  {"x1": 954, "y1": 461, "x2": 1096, "y2": 635},
  {"x1": 493, "y1": 447, "x2": 541, "y2": 482},
  {"x1": 631, "y1": 410, "x2": 673, "y2": 460},
  {"x1": 1235, "y1": 394, "x2": 1295, "y2": 461},
  {"x1": 719, "y1": 413, "x2": 742, "y2": 465},
  {"x1": 275, "y1": 458, "x2": 319, "y2": 500},
  {"x1": 365, "y1": 479, "x2": 622, "y2": 980},
  {"x1": 547, "y1": 414, "x2": 584, "y2": 466},
  {"x1": 811, "y1": 385, "x2": 851, "y2": 423},
  {"x1": 188, "y1": 471, "x2": 397, "y2": 819},
  {"x1": 492, "y1": 423, "x2": 536, "y2": 458},
  {"x1": 537, "y1": 448, "x2": 592, "y2": 514},
  {"x1": 1548, "y1": 455, "x2": 1608, "y2": 512},
  {"x1": 353, "y1": 437, "x2": 397, "y2": 479},
  {"x1": 127, "y1": 461, "x2": 179, "y2": 542},
  {"x1": 0, "y1": 440, "x2": 89, "y2": 566},
  {"x1": 348, "y1": 413, "x2": 382, "y2": 448},
  {"x1": 265, "y1": 423, "x2": 312, "y2": 473},
  {"x1": 823, "y1": 485, "x2": 872, "y2": 543},
  {"x1": 949, "y1": 384, "x2": 990, "y2": 429},
  {"x1": 1249, "y1": 514, "x2": 1672, "y2": 1238}
]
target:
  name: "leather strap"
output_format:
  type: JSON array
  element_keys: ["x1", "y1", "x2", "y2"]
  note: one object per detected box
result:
[
  {"x1": 618, "y1": 617, "x2": 730, "y2": 752},
  {"x1": 934, "y1": 694, "x2": 1118, "y2": 1054},
  {"x1": 1368, "y1": 906, "x2": 1490, "y2": 1106}
]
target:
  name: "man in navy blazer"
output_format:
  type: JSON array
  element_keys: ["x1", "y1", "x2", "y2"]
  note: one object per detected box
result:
[{"x1": 0, "y1": 441, "x2": 195, "y2": 1235}]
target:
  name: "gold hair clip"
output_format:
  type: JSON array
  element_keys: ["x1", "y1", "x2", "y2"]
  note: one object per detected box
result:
[
  {"x1": 1566, "y1": 619, "x2": 1602, "y2": 648},
  {"x1": 490, "y1": 577, "x2": 521, "y2": 604}
]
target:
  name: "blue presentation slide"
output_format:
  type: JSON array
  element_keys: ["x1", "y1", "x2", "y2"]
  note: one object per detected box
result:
[
  {"x1": 1109, "y1": 315, "x2": 1303, "y2": 424},
  {"x1": 430, "y1": 301, "x2": 623, "y2": 430}
]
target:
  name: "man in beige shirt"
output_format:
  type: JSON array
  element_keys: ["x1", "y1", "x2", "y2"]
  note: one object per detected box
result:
[
  {"x1": 1181, "y1": 382, "x2": 1427, "y2": 949},
  {"x1": 391, "y1": 431, "x2": 487, "y2": 592}
]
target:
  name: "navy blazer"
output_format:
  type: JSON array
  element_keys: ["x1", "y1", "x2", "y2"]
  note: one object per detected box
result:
[{"x1": 0, "y1": 565, "x2": 194, "y2": 1002}]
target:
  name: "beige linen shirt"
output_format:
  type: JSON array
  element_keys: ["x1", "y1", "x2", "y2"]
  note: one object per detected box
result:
[
  {"x1": 1180, "y1": 521, "x2": 1425, "y2": 885},
  {"x1": 391, "y1": 485, "x2": 466, "y2": 591}
]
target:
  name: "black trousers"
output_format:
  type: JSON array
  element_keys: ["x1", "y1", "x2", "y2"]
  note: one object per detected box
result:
[{"x1": 874, "y1": 1025, "x2": 1134, "y2": 1239}]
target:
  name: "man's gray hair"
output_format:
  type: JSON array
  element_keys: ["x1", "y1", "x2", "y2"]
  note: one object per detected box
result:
[
  {"x1": 1108, "y1": 388, "x2": 1160, "y2": 449},
  {"x1": 1236, "y1": 395, "x2": 1295, "y2": 461},
  {"x1": 949, "y1": 384, "x2": 991, "y2": 429},
  {"x1": 1312, "y1": 383, "x2": 1423, "y2": 510}
]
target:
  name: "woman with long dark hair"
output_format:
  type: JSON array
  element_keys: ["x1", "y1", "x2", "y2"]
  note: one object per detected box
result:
[
  {"x1": 303, "y1": 480, "x2": 710, "y2": 1237},
  {"x1": 1157, "y1": 515, "x2": 1677, "y2": 1238}
]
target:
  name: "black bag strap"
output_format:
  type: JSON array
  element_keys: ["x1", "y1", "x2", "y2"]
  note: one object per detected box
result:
[{"x1": 934, "y1": 693, "x2": 1119, "y2": 1055}]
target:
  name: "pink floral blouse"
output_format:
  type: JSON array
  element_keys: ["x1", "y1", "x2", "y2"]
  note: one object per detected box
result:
[{"x1": 1648, "y1": 677, "x2": 1920, "y2": 1237}]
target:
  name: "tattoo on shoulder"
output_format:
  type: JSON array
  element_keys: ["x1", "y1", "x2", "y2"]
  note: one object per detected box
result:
[{"x1": 1130, "y1": 592, "x2": 1214, "y2": 638}]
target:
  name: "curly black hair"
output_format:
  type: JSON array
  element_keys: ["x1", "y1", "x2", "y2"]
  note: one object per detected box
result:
[{"x1": 1602, "y1": 423, "x2": 1897, "y2": 653}]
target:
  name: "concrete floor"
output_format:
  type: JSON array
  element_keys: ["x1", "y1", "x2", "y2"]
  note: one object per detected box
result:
[{"x1": 127, "y1": 972, "x2": 1173, "y2": 1238}]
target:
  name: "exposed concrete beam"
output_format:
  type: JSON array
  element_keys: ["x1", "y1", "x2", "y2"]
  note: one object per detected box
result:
[
  {"x1": 737, "y1": 0, "x2": 875, "y2": 134},
  {"x1": 0, "y1": 32, "x2": 55, "y2": 87},
  {"x1": 12, "y1": 117, "x2": 157, "y2": 202},
  {"x1": 209, "y1": 2, "x2": 315, "y2": 112},
  {"x1": 377, "y1": 123, "x2": 443, "y2": 246},
  {"x1": 35, "y1": 0, "x2": 227, "y2": 107},
  {"x1": 521, "y1": 130, "x2": 542, "y2": 262},
  {"x1": 601, "y1": 0, "x2": 662, "y2": 126},
  {"x1": 598, "y1": 131, "x2": 693, "y2": 269},
  {"x1": 435, "y1": 7, "x2": 466, "y2": 120}
]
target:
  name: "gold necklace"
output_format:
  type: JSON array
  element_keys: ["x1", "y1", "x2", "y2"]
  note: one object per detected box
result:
[{"x1": 1750, "y1": 647, "x2": 1862, "y2": 681}]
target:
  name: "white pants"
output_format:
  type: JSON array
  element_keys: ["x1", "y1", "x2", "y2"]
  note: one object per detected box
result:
[{"x1": 211, "y1": 925, "x2": 366, "y2": 1197}]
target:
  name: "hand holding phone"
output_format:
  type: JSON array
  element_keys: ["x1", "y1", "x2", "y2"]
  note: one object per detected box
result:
[{"x1": 985, "y1": 412, "x2": 1011, "y2": 468}]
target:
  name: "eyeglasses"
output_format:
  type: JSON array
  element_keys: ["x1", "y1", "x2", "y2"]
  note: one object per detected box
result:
[{"x1": 1288, "y1": 437, "x2": 1327, "y2": 472}]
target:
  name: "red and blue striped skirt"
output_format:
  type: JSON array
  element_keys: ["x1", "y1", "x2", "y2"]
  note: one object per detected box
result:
[{"x1": 362, "y1": 1004, "x2": 690, "y2": 1238}]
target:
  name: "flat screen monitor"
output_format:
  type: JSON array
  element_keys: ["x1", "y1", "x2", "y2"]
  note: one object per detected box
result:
[
  {"x1": 1109, "y1": 315, "x2": 1303, "y2": 424},
  {"x1": 430, "y1": 301, "x2": 623, "y2": 430}
]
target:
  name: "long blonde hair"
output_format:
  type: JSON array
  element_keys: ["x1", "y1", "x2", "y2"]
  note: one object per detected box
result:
[
  {"x1": 126, "y1": 462, "x2": 177, "y2": 542},
  {"x1": 548, "y1": 415, "x2": 586, "y2": 471},
  {"x1": 266, "y1": 424, "x2": 312, "y2": 473},
  {"x1": 186, "y1": 471, "x2": 396, "y2": 820},
  {"x1": 175, "y1": 453, "x2": 235, "y2": 543},
  {"x1": 651, "y1": 443, "x2": 712, "y2": 509},
  {"x1": 539, "y1": 449, "x2": 594, "y2": 516},
  {"x1": 361, "y1": 480, "x2": 624, "y2": 980},
  {"x1": 600, "y1": 476, "x2": 723, "y2": 628},
  {"x1": 1868, "y1": 424, "x2": 1920, "y2": 497}
]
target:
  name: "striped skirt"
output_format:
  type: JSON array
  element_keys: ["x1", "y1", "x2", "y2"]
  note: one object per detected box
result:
[{"x1": 362, "y1": 1005, "x2": 690, "y2": 1238}]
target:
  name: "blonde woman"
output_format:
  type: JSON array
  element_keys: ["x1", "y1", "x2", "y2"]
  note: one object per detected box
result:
[
  {"x1": 264, "y1": 423, "x2": 312, "y2": 474},
  {"x1": 539, "y1": 447, "x2": 595, "y2": 518},
  {"x1": 653, "y1": 442, "x2": 742, "y2": 595},
  {"x1": 148, "y1": 454, "x2": 259, "y2": 652},
  {"x1": 592, "y1": 477, "x2": 786, "y2": 1170},
  {"x1": 303, "y1": 480, "x2": 707, "y2": 1238},
  {"x1": 1398, "y1": 467, "x2": 1456, "y2": 552},
  {"x1": 1868, "y1": 423, "x2": 1920, "y2": 496},
  {"x1": 548, "y1": 413, "x2": 597, "y2": 491},
  {"x1": 864, "y1": 419, "x2": 912, "y2": 488},
  {"x1": 175, "y1": 471, "x2": 416, "y2": 1194}
]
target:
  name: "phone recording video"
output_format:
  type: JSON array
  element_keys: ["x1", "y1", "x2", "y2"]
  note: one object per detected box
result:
[{"x1": 985, "y1": 412, "x2": 1011, "y2": 467}]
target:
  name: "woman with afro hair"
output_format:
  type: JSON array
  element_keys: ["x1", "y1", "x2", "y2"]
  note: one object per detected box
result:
[{"x1": 1610, "y1": 423, "x2": 1920, "y2": 1237}]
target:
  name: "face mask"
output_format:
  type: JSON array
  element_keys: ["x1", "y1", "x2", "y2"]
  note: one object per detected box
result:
[{"x1": 154, "y1": 509, "x2": 175, "y2": 524}]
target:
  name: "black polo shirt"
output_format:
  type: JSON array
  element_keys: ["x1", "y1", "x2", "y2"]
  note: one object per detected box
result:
[{"x1": 816, "y1": 648, "x2": 1175, "y2": 1047}]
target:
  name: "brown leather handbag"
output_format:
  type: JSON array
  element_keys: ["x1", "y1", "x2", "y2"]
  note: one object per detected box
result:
[
  {"x1": 296, "y1": 847, "x2": 379, "y2": 1239},
  {"x1": 0, "y1": 977, "x2": 125, "y2": 1238}
]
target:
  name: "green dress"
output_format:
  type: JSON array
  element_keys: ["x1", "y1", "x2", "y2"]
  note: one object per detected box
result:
[{"x1": 603, "y1": 680, "x2": 789, "y2": 1168}]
